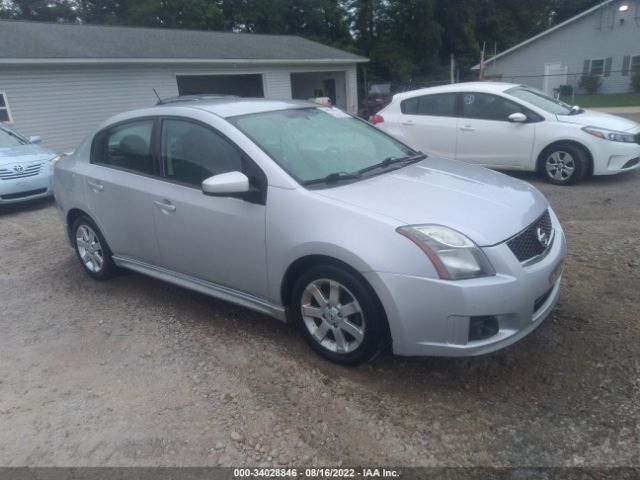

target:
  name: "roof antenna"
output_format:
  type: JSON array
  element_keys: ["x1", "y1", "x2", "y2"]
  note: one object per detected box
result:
[{"x1": 153, "y1": 88, "x2": 162, "y2": 104}]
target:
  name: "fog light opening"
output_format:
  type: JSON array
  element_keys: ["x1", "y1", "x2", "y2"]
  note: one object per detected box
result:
[{"x1": 468, "y1": 316, "x2": 499, "y2": 342}]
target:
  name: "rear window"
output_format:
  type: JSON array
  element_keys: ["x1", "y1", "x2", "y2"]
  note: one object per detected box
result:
[{"x1": 400, "y1": 93, "x2": 456, "y2": 117}]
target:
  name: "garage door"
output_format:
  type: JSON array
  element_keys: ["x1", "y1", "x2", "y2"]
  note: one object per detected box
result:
[{"x1": 176, "y1": 74, "x2": 264, "y2": 97}]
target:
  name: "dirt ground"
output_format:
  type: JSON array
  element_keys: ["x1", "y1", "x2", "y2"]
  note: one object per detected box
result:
[{"x1": 1, "y1": 157, "x2": 639, "y2": 468}]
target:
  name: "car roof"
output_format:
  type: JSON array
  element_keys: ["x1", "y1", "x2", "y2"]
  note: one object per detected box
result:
[
  {"x1": 393, "y1": 81, "x2": 521, "y2": 100},
  {"x1": 158, "y1": 97, "x2": 318, "y2": 118}
]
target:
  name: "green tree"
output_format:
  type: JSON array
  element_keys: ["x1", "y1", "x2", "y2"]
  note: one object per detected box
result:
[{"x1": 8, "y1": 0, "x2": 77, "y2": 21}]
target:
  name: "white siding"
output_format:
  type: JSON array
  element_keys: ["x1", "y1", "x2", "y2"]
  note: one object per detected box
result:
[
  {"x1": 0, "y1": 61, "x2": 359, "y2": 152},
  {"x1": 484, "y1": 0, "x2": 640, "y2": 94}
]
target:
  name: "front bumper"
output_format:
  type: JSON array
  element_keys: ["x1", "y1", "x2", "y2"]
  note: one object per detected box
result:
[
  {"x1": 0, "y1": 167, "x2": 53, "y2": 204},
  {"x1": 365, "y1": 214, "x2": 567, "y2": 357},
  {"x1": 590, "y1": 137, "x2": 640, "y2": 175}
]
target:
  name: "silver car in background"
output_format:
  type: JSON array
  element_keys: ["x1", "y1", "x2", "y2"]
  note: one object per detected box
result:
[
  {"x1": 53, "y1": 98, "x2": 566, "y2": 364},
  {"x1": 0, "y1": 124, "x2": 59, "y2": 204}
]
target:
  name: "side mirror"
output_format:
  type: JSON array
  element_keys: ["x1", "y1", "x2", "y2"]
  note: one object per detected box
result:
[
  {"x1": 29, "y1": 136, "x2": 41, "y2": 144},
  {"x1": 202, "y1": 171, "x2": 249, "y2": 196},
  {"x1": 508, "y1": 113, "x2": 527, "y2": 123}
]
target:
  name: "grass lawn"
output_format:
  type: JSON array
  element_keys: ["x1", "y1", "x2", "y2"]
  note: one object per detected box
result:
[{"x1": 559, "y1": 93, "x2": 640, "y2": 108}]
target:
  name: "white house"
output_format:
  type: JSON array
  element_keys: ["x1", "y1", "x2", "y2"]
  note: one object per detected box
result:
[
  {"x1": 0, "y1": 20, "x2": 367, "y2": 152},
  {"x1": 473, "y1": 0, "x2": 640, "y2": 96}
]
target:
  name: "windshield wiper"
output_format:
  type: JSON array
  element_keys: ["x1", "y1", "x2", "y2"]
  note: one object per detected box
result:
[
  {"x1": 358, "y1": 152, "x2": 426, "y2": 175},
  {"x1": 302, "y1": 171, "x2": 362, "y2": 186}
]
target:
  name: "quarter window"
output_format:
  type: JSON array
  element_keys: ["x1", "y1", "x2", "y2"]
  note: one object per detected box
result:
[
  {"x1": 92, "y1": 119, "x2": 154, "y2": 174},
  {"x1": 461, "y1": 93, "x2": 527, "y2": 122},
  {"x1": 401, "y1": 93, "x2": 456, "y2": 117},
  {"x1": 0, "y1": 92, "x2": 13, "y2": 123},
  {"x1": 160, "y1": 119, "x2": 243, "y2": 187}
]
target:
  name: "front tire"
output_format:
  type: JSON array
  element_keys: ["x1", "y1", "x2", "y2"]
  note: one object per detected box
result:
[
  {"x1": 71, "y1": 215, "x2": 116, "y2": 280},
  {"x1": 540, "y1": 143, "x2": 589, "y2": 185},
  {"x1": 290, "y1": 265, "x2": 387, "y2": 365}
]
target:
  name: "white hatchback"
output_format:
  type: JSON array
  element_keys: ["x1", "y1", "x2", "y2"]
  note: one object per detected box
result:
[{"x1": 373, "y1": 82, "x2": 640, "y2": 185}]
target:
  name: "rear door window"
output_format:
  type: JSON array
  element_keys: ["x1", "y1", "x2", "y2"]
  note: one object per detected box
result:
[
  {"x1": 92, "y1": 119, "x2": 154, "y2": 174},
  {"x1": 401, "y1": 93, "x2": 457, "y2": 117}
]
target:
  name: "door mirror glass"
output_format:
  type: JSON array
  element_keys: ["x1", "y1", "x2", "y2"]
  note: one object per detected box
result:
[
  {"x1": 29, "y1": 136, "x2": 41, "y2": 144},
  {"x1": 202, "y1": 171, "x2": 249, "y2": 195},
  {"x1": 508, "y1": 112, "x2": 527, "y2": 123}
]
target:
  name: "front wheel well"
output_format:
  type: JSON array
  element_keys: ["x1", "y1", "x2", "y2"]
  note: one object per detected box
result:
[
  {"x1": 280, "y1": 255, "x2": 389, "y2": 332},
  {"x1": 537, "y1": 140, "x2": 593, "y2": 177}
]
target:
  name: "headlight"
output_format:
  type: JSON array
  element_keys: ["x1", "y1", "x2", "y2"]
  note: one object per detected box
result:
[
  {"x1": 397, "y1": 224, "x2": 495, "y2": 280},
  {"x1": 49, "y1": 154, "x2": 63, "y2": 167},
  {"x1": 582, "y1": 126, "x2": 637, "y2": 143}
]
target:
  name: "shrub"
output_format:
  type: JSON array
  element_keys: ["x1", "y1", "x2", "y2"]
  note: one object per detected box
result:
[
  {"x1": 631, "y1": 72, "x2": 640, "y2": 93},
  {"x1": 559, "y1": 84, "x2": 574, "y2": 96},
  {"x1": 579, "y1": 74, "x2": 602, "y2": 94}
]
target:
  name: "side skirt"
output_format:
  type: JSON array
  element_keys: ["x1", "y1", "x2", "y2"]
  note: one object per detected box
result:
[{"x1": 113, "y1": 255, "x2": 288, "y2": 322}]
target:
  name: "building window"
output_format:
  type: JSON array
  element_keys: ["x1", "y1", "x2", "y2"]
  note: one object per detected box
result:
[
  {"x1": 0, "y1": 92, "x2": 13, "y2": 123},
  {"x1": 590, "y1": 59, "x2": 605, "y2": 75},
  {"x1": 632, "y1": 55, "x2": 640, "y2": 74}
]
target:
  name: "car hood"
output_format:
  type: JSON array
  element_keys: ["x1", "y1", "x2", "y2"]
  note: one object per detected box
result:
[
  {"x1": 0, "y1": 144, "x2": 55, "y2": 166},
  {"x1": 315, "y1": 158, "x2": 549, "y2": 246},
  {"x1": 556, "y1": 110, "x2": 640, "y2": 132}
]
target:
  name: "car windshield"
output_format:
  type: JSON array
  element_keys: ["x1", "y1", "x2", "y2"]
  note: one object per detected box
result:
[
  {"x1": 505, "y1": 86, "x2": 573, "y2": 115},
  {"x1": 0, "y1": 126, "x2": 27, "y2": 148},
  {"x1": 229, "y1": 107, "x2": 416, "y2": 185}
]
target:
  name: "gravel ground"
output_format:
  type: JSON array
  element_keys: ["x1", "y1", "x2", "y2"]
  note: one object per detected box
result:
[{"x1": 1, "y1": 160, "x2": 639, "y2": 468}]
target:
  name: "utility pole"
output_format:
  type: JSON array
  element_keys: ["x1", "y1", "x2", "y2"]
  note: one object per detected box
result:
[
  {"x1": 479, "y1": 42, "x2": 485, "y2": 80},
  {"x1": 450, "y1": 53, "x2": 455, "y2": 84}
]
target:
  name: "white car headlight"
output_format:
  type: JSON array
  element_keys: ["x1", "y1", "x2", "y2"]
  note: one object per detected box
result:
[
  {"x1": 397, "y1": 224, "x2": 495, "y2": 280},
  {"x1": 582, "y1": 126, "x2": 637, "y2": 143}
]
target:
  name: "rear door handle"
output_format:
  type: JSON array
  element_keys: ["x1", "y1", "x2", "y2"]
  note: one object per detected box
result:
[
  {"x1": 88, "y1": 181, "x2": 104, "y2": 191},
  {"x1": 154, "y1": 200, "x2": 176, "y2": 212},
  {"x1": 460, "y1": 125, "x2": 475, "y2": 131},
  {"x1": 401, "y1": 121, "x2": 415, "y2": 126}
]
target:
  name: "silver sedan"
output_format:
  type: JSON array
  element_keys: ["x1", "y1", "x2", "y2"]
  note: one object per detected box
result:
[
  {"x1": 53, "y1": 98, "x2": 566, "y2": 364},
  {"x1": 0, "y1": 125, "x2": 59, "y2": 204}
]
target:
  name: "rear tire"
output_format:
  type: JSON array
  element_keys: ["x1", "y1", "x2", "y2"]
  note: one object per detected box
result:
[
  {"x1": 71, "y1": 215, "x2": 116, "y2": 280},
  {"x1": 539, "y1": 143, "x2": 589, "y2": 185},
  {"x1": 291, "y1": 265, "x2": 387, "y2": 365}
]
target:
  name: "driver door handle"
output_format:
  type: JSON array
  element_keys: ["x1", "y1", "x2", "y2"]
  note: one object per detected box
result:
[
  {"x1": 154, "y1": 200, "x2": 176, "y2": 212},
  {"x1": 88, "y1": 181, "x2": 104, "y2": 191},
  {"x1": 402, "y1": 121, "x2": 415, "y2": 126},
  {"x1": 460, "y1": 125, "x2": 475, "y2": 131}
]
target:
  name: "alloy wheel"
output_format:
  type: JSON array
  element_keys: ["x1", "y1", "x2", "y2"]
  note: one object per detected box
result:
[
  {"x1": 546, "y1": 151, "x2": 576, "y2": 181},
  {"x1": 300, "y1": 278, "x2": 365, "y2": 354},
  {"x1": 76, "y1": 224, "x2": 105, "y2": 273}
]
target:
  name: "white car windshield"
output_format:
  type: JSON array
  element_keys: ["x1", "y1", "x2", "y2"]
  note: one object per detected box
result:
[
  {"x1": 506, "y1": 86, "x2": 574, "y2": 115},
  {"x1": 230, "y1": 107, "x2": 419, "y2": 185},
  {"x1": 0, "y1": 126, "x2": 27, "y2": 148}
]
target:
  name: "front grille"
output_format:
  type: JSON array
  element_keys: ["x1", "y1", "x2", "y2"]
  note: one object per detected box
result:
[
  {"x1": 0, "y1": 163, "x2": 44, "y2": 180},
  {"x1": 0, "y1": 188, "x2": 47, "y2": 200},
  {"x1": 507, "y1": 210, "x2": 553, "y2": 264}
]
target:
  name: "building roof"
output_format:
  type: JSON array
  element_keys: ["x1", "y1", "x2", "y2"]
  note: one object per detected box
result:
[
  {"x1": 472, "y1": 0, "x2": 614, "y2": 70},
  {"x1": 0, "y1": 20, "x2": 368, "y2": 65}
]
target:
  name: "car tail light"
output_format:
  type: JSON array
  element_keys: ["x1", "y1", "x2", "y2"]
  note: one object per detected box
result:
[{"x1": 369, "y1": 114, "x2": 384, "y2": 125}]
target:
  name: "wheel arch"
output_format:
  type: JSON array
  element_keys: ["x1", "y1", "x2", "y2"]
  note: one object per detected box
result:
[
  {"x1": 66, "y1": 208, "x2": 90, "y2": 242},
  {"x1": 537, "y1": 140, "x2": 594, "y2": 177},
  {"x1": 280, "y1": 254, "x2": 390, "y2": 335}
]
